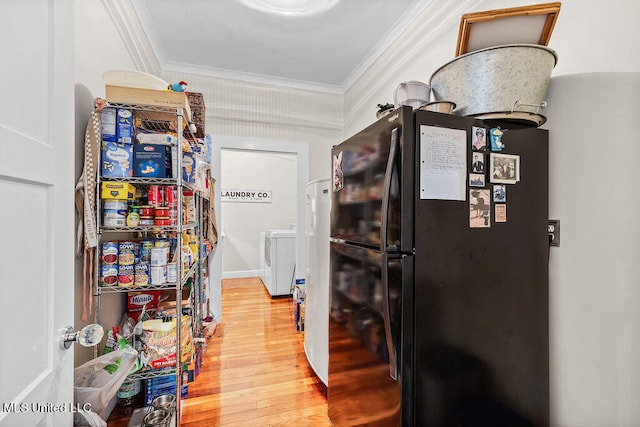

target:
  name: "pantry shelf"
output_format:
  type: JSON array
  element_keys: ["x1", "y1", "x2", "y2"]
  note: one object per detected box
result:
[
  {"x1": 93, "y1": 95, "x2": 212, "y2": 421},
  {"x1": 99, "y1": 223, "x2": 197, "y2": 233},
  {"x1": 97, "y1": 283, "x2": 179, "y2": 294},
  {"x1": 127, "y1": 368, "x2": 177, "y2": 382}
]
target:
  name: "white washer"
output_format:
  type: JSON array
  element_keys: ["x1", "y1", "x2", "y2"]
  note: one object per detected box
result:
[{"x1": 263, "y1": 229, "x2": 296, "y2": 297}]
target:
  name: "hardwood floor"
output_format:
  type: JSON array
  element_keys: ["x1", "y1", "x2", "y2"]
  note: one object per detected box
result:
[
  {"x1": 180, "y1": 277, "x2": 331, "y2": 426},
  {"x1": 106, "y1": 277, "x2": 331, "y2": 426}
]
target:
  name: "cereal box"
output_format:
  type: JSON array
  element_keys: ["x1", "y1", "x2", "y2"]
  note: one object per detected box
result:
[{"x1": 101, "y1": 142, "x2": 133, "y2": 178}]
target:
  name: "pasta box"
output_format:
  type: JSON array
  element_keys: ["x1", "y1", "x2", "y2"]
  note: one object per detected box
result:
[
  {"x1": 133, "y1": 144, "x2": 170, "y2": 178},
  {"x1": 101, "y1": 142, "x2": 133, "y2": 178},
  {"x1": 182, "y1": 152, "x2": 196, "y2": 183}
]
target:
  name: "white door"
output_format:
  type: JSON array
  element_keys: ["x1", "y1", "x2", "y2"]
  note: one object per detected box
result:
[{"x1": 0, "y1": 0, "x2": 75, "y2": 425}]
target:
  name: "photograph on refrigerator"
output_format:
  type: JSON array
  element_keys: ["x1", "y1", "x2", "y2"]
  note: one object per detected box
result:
[
  {"x1": 471, "y1": 126, "x2": 487, "y2": 151},
  {"x1": 469, "y1": 188, "x2": 491, "y2": 228},
  {"x1": 471, "y1": 152, "x2": 485, "y2": 173},
  {"x1": 469, "y1": 173, "x2": 485, "y2": 187},
  {"x1": 490, "y1": 153, "x2": 520, "y2": 184},
  {"x1": 495, "y1": 204, "x2": 507, "y2": 223},
  {"x1": 493, "y1": 184, "x2": 506, "y2": 202}
]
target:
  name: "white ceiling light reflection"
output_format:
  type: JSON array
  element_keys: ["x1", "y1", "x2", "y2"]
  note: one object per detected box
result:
[{"x1": 239, "y1": 0, "x2": 340, "y2": 16}]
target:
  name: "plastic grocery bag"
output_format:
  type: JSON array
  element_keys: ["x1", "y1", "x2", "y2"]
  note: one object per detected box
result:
[{"x1": 74, "y1": 348, "x2": 138, "y2": 417}]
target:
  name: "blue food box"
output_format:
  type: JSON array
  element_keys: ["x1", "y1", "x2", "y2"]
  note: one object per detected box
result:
[
  {"x1": 182, "y1": 152, "x2": 196, "y2": 183},
  {"x1": 101, "y1": 142, "x2": 133, "y2": 178},
  {"x1": 116, "y1": 108, "x2": 133, "y2": 144},
  {"x1": 101, "y1": 108, "x2": 116, "y2": 143},
  {"x1": 133, "y1": 144, "x2": 169, "y2": 178}
]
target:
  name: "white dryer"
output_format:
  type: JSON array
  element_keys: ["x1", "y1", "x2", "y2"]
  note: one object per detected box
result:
[{"x1": 263, "y1": 229, "x2": 296, "y2": 297}]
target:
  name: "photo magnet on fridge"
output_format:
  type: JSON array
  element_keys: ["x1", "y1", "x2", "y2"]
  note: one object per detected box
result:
[
  {"x1": 333, "y1": 151, "x2": 344, "y2": 192},
  {"x1": 495, "y1": 204, "x2": 507, "y2": 223},
  {"x1": 469, "y1": 189, "x2": 491, "y2": 228},
  {"x1": 469, "y1": 173, "x2": 485, "y2": 187},
  {"x1": 493, "y1": 185, "x2": 506, "y2": 202},
  {"x1": 471, "y1": 152, "x2": 485, "y2": 173},
  {"x1": 490, "y1": 153, "x2": 520, "y2": 184},
  {"x1": 490, "y1": 127, "x2": 506, "y2": 151},
  {"x1": 471, "y1": 126, "x2": 487, "y2": 151}
]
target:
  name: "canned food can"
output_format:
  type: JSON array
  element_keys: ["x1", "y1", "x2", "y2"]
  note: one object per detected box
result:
[
  {"x1": 118, "y1": 241, "x2": 136, "y2": 265},
  {"x1": 150, "y1": 247, "x2": 169, "y2": 266},
  {"x1": 154, "y1": 206, "x2": 170, "y2": 217},
  {"x1": 139, "y1": 205, "x2": 155, "y2": 217},
  {"x1": 118, "y1": 264, "x2": 134, "y2": 286},
  {"x1": 150, "y1": 265, "x2": 167, "y2": 285},
  {"x1": 165, "y1": 186, "x2": 177, "y2": 205},
  {"x1": 148, "y1": 185, "x2": 164, "y2": 207},
  {"x1": 140, "y1": 240, "x2": 154, "y2": 262},
  {"x1": 134, "y1": 262, "x2": 150, "y2": 286},
  {"x1": 167, "y1": 262, "x2": 177, "y2": 283},
  {"x1": 100, "y1": 265, "x2": 118, "y2": 286},
  {"x1": 140, "y1": 216, "x2": 155, "y2": 226},
  {"x1": 103, "y1": 209, "x2": 127, "y2": 227},
  {"x1": 101, "y1": 242, "x2": 118, "y2": 265},
  {"x1": 154, "y1": 218, "x2": 171, "y2": 226},
  {"x1": 103, "y1": 200, "x2": 127, "y2": 210}
]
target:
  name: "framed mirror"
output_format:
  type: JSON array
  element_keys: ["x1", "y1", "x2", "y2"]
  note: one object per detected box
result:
[{"x1": 455, "y1": 2, "x2": 561, "y2": 57}]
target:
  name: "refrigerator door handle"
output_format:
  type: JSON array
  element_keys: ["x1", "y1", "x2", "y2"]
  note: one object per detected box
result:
[
  {"x1": 381, "y1": 252, "x2": 398, "y2": 380},
  {"x1": 381, "y1": 127, "x2": 400, "y2": 252}
]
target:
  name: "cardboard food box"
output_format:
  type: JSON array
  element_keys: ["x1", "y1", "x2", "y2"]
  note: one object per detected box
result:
[
  {"x1": 101, "y1": 108, "x2": 117, "y2": 143},
  {"x1": 105, "y1": 85, "x2": 191, "y2": 122},
  {"x1": 133, "y1": 144, "x2": 170, "y2": 178},
  {"x1": 101, "y1": 142, "x2": 133, "y2": 178},
  {"x1": 127, "y1": 290, "x2": 161, "y2": 321},
  {"x1": 182, "y1": 152, "x2": 196, "y2": 183},
  {"x1": 116, "y1": 108, "x2": 133, "y2": 144},
  {"x1": 101, "y1": 182, "x2": 136, "y2": 200}
]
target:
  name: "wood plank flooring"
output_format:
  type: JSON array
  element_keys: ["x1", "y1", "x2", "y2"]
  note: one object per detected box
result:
[{"x1": 180, "y1": 277, "x2": 331, "y2": 426}]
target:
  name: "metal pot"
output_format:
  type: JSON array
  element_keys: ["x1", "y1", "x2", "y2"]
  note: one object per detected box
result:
[
  {"x1": 142, "y1": 409, "x2": 170, "y2": 427},
  {"x1": 152, "y1": 394, "x2": 176, "y2": 411},
  {"x1": 429, "y1": 44, "x2": 558, "y2": 126},
  {"x1": 418, "y1": 101, "x2": 456, "y2": 114}
]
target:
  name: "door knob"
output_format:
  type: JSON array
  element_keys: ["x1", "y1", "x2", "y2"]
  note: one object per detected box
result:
[{"x1": 62, "y1": 324, "x2": 104, "y2": 349}]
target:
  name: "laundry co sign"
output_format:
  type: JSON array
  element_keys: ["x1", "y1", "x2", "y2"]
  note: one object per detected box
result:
[{"x1": 221, "y1": 189, "x2": 272, "y2": 203}]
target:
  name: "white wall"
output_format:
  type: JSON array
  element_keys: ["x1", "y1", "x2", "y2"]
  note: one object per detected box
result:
[
  {"x1": 220, "y1": 150, "x2": 297, "y2": 276},
  {"x1": 344, "y1": 0, "x2": 640, "y2": 137},
  {"x1": 74, "y1": 0, "x2": 137, "y2": 98},
  {"x1": 544, "y1": 73, "x2": 640, "y2": 427}
]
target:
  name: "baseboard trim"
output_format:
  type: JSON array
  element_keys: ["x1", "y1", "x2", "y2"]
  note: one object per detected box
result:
[{"x1": 222, "y1": 270, "x2": 262, "y2": 279}]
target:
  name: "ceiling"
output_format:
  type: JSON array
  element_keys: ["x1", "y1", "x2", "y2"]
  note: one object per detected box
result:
[{"x1": 131, "y1": 0, "x2": 433, "y2": 93}]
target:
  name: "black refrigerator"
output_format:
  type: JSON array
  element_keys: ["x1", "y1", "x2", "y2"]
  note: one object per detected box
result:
[{"x1": 328, "y1": 106, "x2": 549, "y2": 426}]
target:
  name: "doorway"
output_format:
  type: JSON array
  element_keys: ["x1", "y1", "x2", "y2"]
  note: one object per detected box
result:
[
  {"x1": 210, "y1": 136, "x2": 309, "y2": 322},
  {"x1": 220, "y1": 149, "x2": 297, "y2": 278}
]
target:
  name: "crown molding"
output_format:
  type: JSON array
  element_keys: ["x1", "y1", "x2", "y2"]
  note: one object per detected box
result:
[
  {"x1": 340, "y1": 0, "x2": 434, "y2": 91},
  {"x1": 162, "y1": 60, "x2": 344, "y2": 95},
  {"x1": 343, "y1": 0, "x2": 494, "y2": 124},
  {"x1": 101, "y1": 0, "x2": 161, "y2": 75}
]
